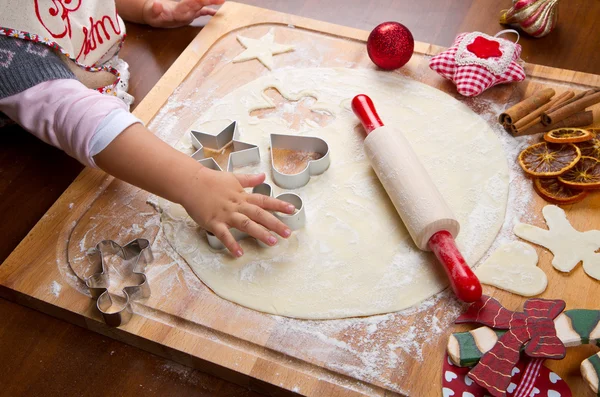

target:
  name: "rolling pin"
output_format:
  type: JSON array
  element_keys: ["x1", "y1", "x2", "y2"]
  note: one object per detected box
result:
[{"x1": 351, "y1": 94, "x2": 482, "y2": 303}]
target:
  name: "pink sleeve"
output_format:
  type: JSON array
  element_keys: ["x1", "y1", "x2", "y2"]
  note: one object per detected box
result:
[{"x1": 0, "y1": 79, "x2": 138, "y2": 168}]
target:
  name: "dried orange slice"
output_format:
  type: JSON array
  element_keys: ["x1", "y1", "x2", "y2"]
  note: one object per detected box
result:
[
  {"x1": 576, "y1": 130, "x2": 600, "y2": 160},
  {"x1": 558, "y1": 156, "x2": 600, "y2": 190},
  {"x1": 544, "y1": 128, "x2": 593, "y2": 144},
  {"x1": 518, "y1": 142, "x2": 581, "y2": 177},
  {"x1": 533, "y1": 178, "x2": 588, "y2": 204}
]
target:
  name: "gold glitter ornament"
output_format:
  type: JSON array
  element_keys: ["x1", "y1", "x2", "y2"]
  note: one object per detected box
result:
[{"x1": 500, "y1": 0, "x2": 559, "y2": 38}]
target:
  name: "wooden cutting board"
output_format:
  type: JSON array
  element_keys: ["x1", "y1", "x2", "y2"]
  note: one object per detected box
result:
[{"x1": 1, "y1": 2, "x2": 599, "y2": 396}]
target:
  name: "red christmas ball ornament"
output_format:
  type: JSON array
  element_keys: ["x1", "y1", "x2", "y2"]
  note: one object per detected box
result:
[{"x1": 367, "y1": 22, "x2": 414, "y2": 70}]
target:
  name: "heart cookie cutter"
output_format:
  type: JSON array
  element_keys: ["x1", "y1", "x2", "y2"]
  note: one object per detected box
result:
[
  {"x1": 270, "y1": 133, "x2": 330, "y2": 189},
  {"x1": 191, "y1": 121, "x2": 260, "y2": 171},
  {"x1": 206, "y1": 183, "x2": 305, "y2": 251},
  {"x1": 85, "y1": 239, "x2": 153, "y2": 327}
]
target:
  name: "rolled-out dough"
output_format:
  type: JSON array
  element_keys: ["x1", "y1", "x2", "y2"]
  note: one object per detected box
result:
[{"x1": 161, "y1": 68, "x2": 509, "y2": 319}]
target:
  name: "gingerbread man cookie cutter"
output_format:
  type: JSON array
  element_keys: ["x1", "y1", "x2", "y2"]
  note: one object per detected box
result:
[
  {"x1": 270, "y1": 133, "x2": 330, "y2": 189},
  {"x1": 85, "y1": 239, "x2": 153, "y2": 327}
]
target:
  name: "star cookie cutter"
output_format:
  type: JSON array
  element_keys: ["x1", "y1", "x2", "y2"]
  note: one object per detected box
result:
[
  {"x1": 205, "y1": 183, "x2": 306, "y2": 251},
  {"x1": 191, "y1": 121, "x2": 260, "y2": 172},
  {"x1": 270, "y1": 133, "x2": 330, "y2": 189},
  {"x1": 85, "y1": 239, "x2": 153, "y2": 327}
]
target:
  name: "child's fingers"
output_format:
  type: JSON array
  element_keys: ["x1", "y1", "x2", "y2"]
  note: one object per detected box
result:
[
  {"x1": 195, "y1": 7, "x2": 217, "y2": 17},
  {"x1": 239, "y1": 203, "x2": 291, "y2": 238},
  {"x1": 150, "y1": 1, "x2": 164, "y2": 17},
  {"x1": 180, "y1": 0, "x2": 211, "y2": 13},
  {"x1": 196, "y1": 0, "x2": 225, "y2": 6},
  {"x1": 247, "y1": 194, "x2": 295, "y2": 214},
  {"x1": 234, "y1": 173, "x2": 265, "y2": 188},
  {"x1": 212, "y1": 224, "x2": 243, "y2": 257},
  {"x1": 230, "y1": 214, "x2": 278, "y2": 247},
  {"x1": 177, "y1": 0, "x2": 199, "y2": 12}
]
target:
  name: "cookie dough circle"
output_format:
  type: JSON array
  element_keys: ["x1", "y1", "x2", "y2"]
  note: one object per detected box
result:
[{"x1": 162, "y1": 68, "x2": 509, "y2": 319}]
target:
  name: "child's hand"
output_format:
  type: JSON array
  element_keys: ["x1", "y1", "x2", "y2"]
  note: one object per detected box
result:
[
  {"x1": 181, "y1": 167, "x2": 295, "y2": 257},
  {"x1": 143, "y1": 0, "x2": 225, "y2": 28}
]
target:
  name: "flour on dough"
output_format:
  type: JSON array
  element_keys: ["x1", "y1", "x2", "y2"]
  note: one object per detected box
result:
[
  {"x1": 514, "y1": 205, "x2": 600, "y2": 280},
  {"x1": 161, "y1": 68, "x2": 510, "y2": 319},
  {"x1": 475, "y1": 241, "x2": 546, "y2": 296},
  {"x1": 232, "y1": 28, "x2": 294, "y2": 70}
]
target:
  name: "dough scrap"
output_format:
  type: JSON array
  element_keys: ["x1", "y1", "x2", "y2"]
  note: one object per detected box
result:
[
  {"x1": 514, "y1": 205, "x2": 600, "y2": 280},
  {"x1": 232, "y1": 28, "x2": 294, "y2": 70},
  {"x1": 475, "y1": 241, "x2": 547, "y2": 296},
  {"x1": 162, "y1": 68, "x2": 509, "y2": 319}
]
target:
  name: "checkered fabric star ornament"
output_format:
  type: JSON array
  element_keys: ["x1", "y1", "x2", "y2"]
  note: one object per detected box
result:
[{"x1": 429, "y1": 32, "x2": 526, "y2": 97}]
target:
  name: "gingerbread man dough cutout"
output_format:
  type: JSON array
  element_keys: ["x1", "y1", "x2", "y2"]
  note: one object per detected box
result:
[{"x1": 514, "y1": 205, "x2": 600, "y2": 280}]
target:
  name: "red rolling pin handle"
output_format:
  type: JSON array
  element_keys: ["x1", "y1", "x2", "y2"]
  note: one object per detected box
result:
[
  {"x1": 351, "y1": 94, "x2": 384, "y2": 134},
  {"x1": 428, "y1": 231, "x2": 482, "y2": 303}
]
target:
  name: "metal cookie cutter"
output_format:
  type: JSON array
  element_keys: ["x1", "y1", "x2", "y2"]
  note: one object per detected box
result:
[
  {"x1": 206, "y1": 183, "x2": 306, "y2": 251},
  {"x1": 191, "y1": 120, "x2": 260, "y2": 171},
  {"x1": 85, "y1": 239, "x2": 153, "y2": 327},
  {"x1": 270, "y1": 133, "x2": 330, "y2": 189}
]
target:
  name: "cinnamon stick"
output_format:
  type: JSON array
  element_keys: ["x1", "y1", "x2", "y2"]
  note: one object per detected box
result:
[
  {"x1": 512, "y1": 116, "x2": 540, "y2": 135},
  {"x1": 513, "y1": 111, "x2": 593, "y2": 137},
  {"x1": 498, "y1": 88, "x2": 555, "y2": 125},
  {"x1": 542, "y1": 91, "x2": 600, "y2": 126},
  {"x1": 510, "y1": 92, "x2": 573, "y2": 134},
  {"x1": 512, "y1": 90, "x2": 573, "y2": 131},
  {"x1": 546, "y1": 89, "x2": 594, "y2": 114}
]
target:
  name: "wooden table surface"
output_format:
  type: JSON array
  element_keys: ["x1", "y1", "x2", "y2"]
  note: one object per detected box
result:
[{"x1": 1, "y1": 1, "x2": 599, "y2": 395}]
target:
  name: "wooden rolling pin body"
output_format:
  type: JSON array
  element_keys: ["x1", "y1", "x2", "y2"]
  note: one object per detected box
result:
[
  {"x1": 352, "y1": 94, "x2": 482, "y2": 303},
  {"x1": 364, "y1": 125, "x2": 459, "y2": 250}
]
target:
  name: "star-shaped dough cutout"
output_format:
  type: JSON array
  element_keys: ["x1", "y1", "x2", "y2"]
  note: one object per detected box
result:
[
  {"x1": 232, "y1": 28, "x2": 294, "y2": 70},
  {"x1": 514, "y1": 205, "x2": 600, "y2": 280}
]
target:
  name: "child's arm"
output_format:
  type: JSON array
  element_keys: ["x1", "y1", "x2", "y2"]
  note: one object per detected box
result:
[
  {"x1": 115, "y1": 0, "x2": 224, "y2": 28},
  {"x1": 0, "y1": 79, "x2": 294, "y2": 257}
]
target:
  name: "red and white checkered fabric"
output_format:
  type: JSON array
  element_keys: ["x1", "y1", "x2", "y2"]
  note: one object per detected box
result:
[{"x1": 429, "y1": 32, "x2": 526, "y2": 97}]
